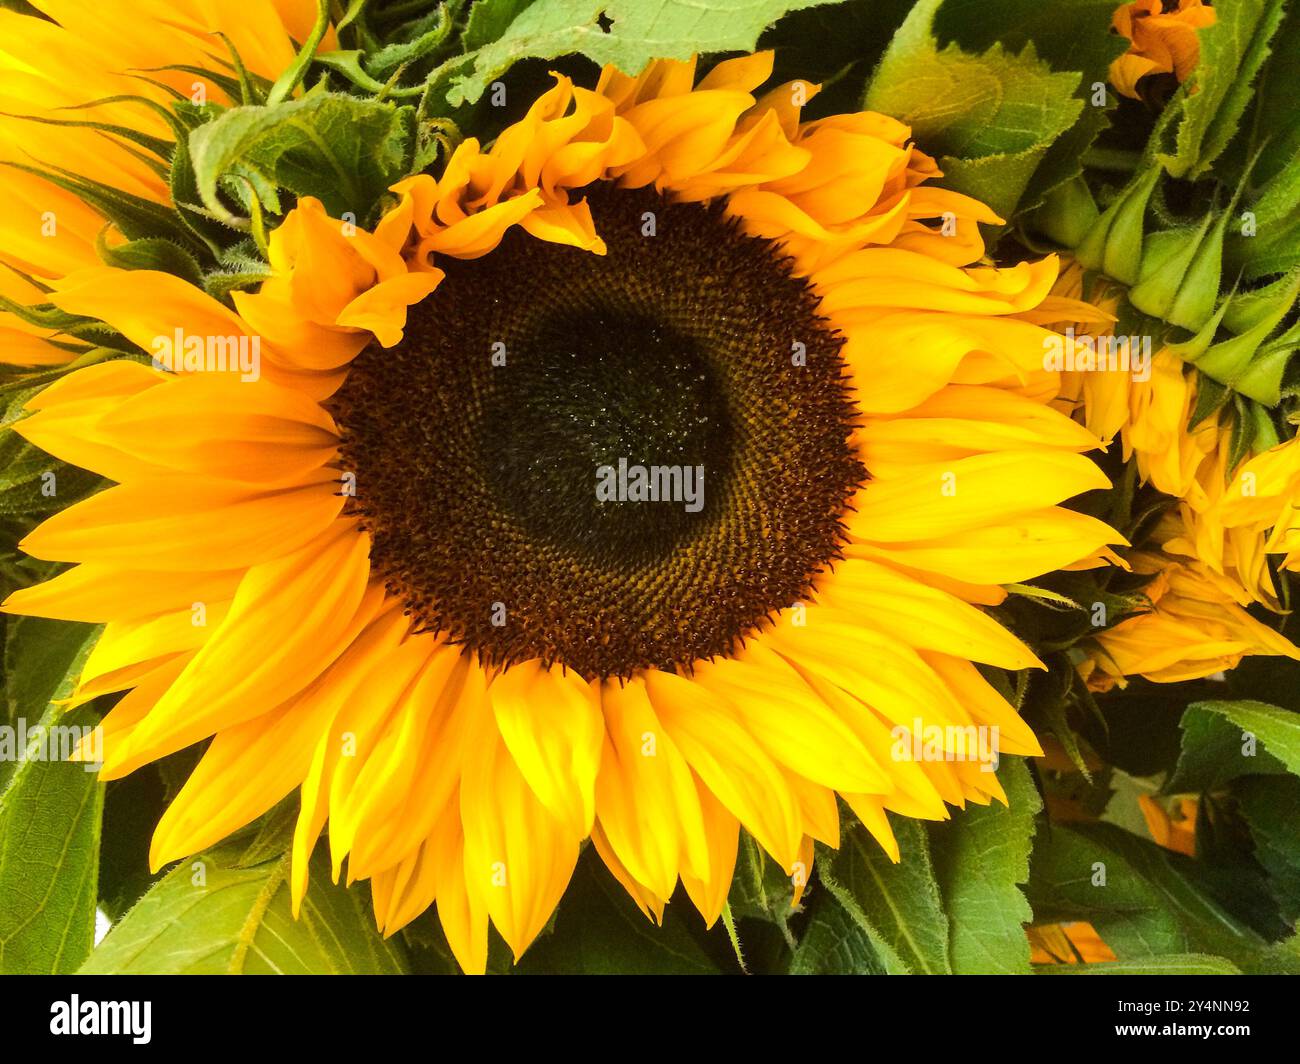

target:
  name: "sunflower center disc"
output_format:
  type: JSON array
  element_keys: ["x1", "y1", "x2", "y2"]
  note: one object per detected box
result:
[{"x1": 332, "y1": 185, "x2": 864, "y2": 679}]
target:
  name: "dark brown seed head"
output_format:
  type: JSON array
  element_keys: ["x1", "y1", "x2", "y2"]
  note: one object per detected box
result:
[{"x1": 330, "y1": 184, "x2": 864, "y2": 680}]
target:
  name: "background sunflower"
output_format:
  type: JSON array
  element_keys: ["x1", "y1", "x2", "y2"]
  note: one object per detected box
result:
[{"x1": 1, "y1": 0, "x2": 1299, "y2": 980}]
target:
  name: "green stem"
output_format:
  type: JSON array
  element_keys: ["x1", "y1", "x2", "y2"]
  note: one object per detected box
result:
[{"x1": 267, "y1": 0, "x2": 331, "y2": 106}]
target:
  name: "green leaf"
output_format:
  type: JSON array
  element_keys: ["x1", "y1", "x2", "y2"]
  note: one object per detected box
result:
[
  {"x1": 0, "y1": 353, "x2": 111, "y2": 515},
  {"x1": 2, "y1": 616, "x2": 99, "y2": 764},
  {"x1": 97, "y1": 769, "x2": 165, "y2": 922},
  {"x1": 1235, "y1": 2, "x2": 1300, "y2": 187},
  {"x1": 1021, "y1": 105, "x2": 1113, "y2": 221},
  {"x1": 727, "y1": 831, "x2": 800, "y2": 930},
  {"x1": 788, "y1": 890, "x2": 884, "y2": 974},
  {"x1": 1027, "y1": 822, "x2": 1279, "y2": 972},
  {"x1": 863, "y1": 0, "x2": 1083, "y2": 220},
  {"x1": 444, "y1": 0, "x2": 844, "y2": 107},
  {"x1": 936, "y1": 0, "x2": 1128, "y2": 88},
  {"x1": 82, "y1": 845, "x2": 408, "y2": 974},
  {"x1": 514, "y1": 851, "x2": 723, "y2": 974},
  {"x1": 399, "y1": 910, "x2": 471, "y2": 975},
  {"x1": 234, "y1": 797, "x2": 298, "y2": 868},
  {"x1": 1229, "y1": 151, "x2": 1300, "y2": 280},
  {"x1": 937, "y1": 0, "x2": 1125, "y2": 216},
  {"x1": 929, "y1": 758, "x2": 1041, "y2": 974},
  {"x1": 1254, "y1": 932, "x2": 1300, "y2": 973},
  {"x1": 0, "y1": 617, "x2": 103, "y2": 974},
  {"x1": 1037, "y1": 953, "x2": 1242, "y2": 975},
  {"x1": 187, "y1": 92, "x2": 417, "y2": 226},
  {"x1": 0, "y1": 438, "x2": 101, "y2": 519},
  {"x1": 819, "y1": 816, "x2": 952, "y2": 974},
  {"x1": 463, "y1": 0, "x2": 539, "y2": 52},
  {"x1": 759, "y1": 0, "x2": 914, "y2": 120},
  {"x1": 1155, "y1": 0, "x2": 1288, "y2": 179},
  {"x1": 1167, "y1": 700, "x2": 1300, "y2": 795},
  {"x1": 1234, "y1": 775, "x2": 1300, "y2": 925}
]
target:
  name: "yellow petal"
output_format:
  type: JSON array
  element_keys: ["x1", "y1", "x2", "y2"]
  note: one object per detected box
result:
[
  {"x1": 459, "y1": 703, "x2": 579, "y2": 961},
  {"x1": 20, "y1": 470, "x2": 344, "y2": 570},
  {"x1": 689, "y1": 642, "x2": 890, "y2": 792},
  {"x1": 109, "y1": 525, "x2": 371, "y2": 774},
  {"x1": 594, "y1": 677, "x2": 708, "y2": 899},
  {"x1": 679, "y1": 780, "x2": 739, "y2": 928},
  {"x1": 489, "y1": 660, "x2": 603, "y2": 838},
  {"x1": 644, "y1": 668, "x2": 802, "y2": 868}
]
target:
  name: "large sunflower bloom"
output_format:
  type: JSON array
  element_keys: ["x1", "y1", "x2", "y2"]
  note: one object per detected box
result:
[{"x1": 2, "y1": 18, "x2": 1124, "y2": 971}]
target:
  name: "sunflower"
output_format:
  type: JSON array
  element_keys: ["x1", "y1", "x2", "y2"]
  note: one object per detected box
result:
[
  {"x1": 1, "y1": 6, "x2": 1127, "y2": 973},
  {"x1": 1082, "y1": 516, "x2": 1300, "y2": 686},
  {"x1": 1052, "y1": 260, "x2": 1289, "y2": 610},
  {"x1": 1048, "y1": 264, "x2": 1300, "y2": 683},
  {"x1": 1108, "y1": 0, "x2": 1217, "y2": 101}
]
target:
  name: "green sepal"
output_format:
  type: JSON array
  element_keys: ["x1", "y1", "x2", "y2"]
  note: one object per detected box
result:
[
  {"x1": 361, "y1": 3, "x2": 456, "y2": 79},
  {"x1": 0, "y1": 109, "x2": 173, "y2": 162},
  {"x1": 1222, "y1": 268, "x2": 1300, "y2": 335},
  {"x1": 1192, "y1": 274, "x2": 1300, "y2": 404},
  {"x1": 1074, "y1": 165, "x2": 1160, "y2": 285},
  {"x1": 1029, "y1": 173, "x2": 1100, "y2": 250},
  {"x1": 1130, "y1": 208, "x2": 1230, "y2": 332},
  {"x1": 1235, "y1": 328, "x2": 1300, "y2": 406},
  {"x1": 266, "y1": 0, "x2": 331, "y2": 106},
  {"x1": 130, "y1": 62, "x2": 256, "y2": 105},
  {"x1": 1227, "y1": 395, "x2": 1260, "y2": 472},
  {"x1": 313, "y1": 50, "x2": 426, "y2": 98},
  {"x1": 209, "y1": 32, "x2": 265, "y2": 107},
  {"x1": 1166, "y1": 296, "x2": 1231, "y2": 364},
  {"x1": 0, "y1": 160, "x2": 205, "y2": 254},
  {"x1": 202, "y1": 267, "x2": 274, "y2": 303},
  {"x1": 1188, "y1": 371, "x2": 1230, "y2": 429},
  {"x1": 94, "y1": 228, "x2": 204, "y2": 287}
]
